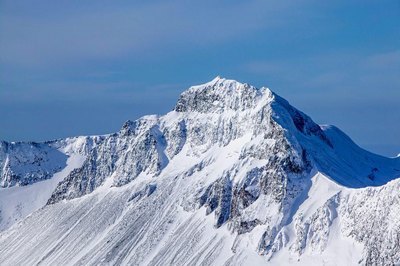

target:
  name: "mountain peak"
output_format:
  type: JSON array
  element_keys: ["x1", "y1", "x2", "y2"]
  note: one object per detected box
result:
[
  {"x1": 209, "y1": 75, "x2": 223, "y2": 83},
  {"x1": 174, "y1": 77, "x2": 273, "y2": 113},
  {"x1": 192, "y1": 76, "x2": 270, "y2": 93}
]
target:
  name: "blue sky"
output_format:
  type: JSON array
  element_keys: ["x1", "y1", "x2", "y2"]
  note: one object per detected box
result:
[{"x1": 0, "y1": 0, "x2": 399, "y2": 156}]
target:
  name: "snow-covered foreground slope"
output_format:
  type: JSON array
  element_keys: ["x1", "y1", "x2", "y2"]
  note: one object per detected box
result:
[{"x1": 0, "y1": 77, "x2": 399, "y2": 265}]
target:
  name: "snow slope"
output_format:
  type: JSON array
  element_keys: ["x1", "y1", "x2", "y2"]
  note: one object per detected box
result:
[{"x1": 0, "y1": 77, "x2": 399, "y2": 265}]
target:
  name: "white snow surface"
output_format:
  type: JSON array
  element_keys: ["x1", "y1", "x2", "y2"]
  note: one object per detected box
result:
[{"x1": 0, "y1": 77, "x2": 399, "y2": 266}]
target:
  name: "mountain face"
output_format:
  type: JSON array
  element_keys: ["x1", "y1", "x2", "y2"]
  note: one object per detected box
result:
[{"x1": 0, "y1": 77, "x2": 399, "y2": 265}]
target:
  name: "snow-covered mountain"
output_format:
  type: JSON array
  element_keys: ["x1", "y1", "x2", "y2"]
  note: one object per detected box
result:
[{"x1": 0, "y1": 77, "x2": 399, "y2": 265}]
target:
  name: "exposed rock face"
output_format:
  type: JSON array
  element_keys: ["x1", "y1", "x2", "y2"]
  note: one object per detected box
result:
[
  {"x1": 48, "y1": 116, "x2": 170, "y2": 203},
  {"x1": 0, "y1": 77, "x2": 400, "y2": 265}
]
